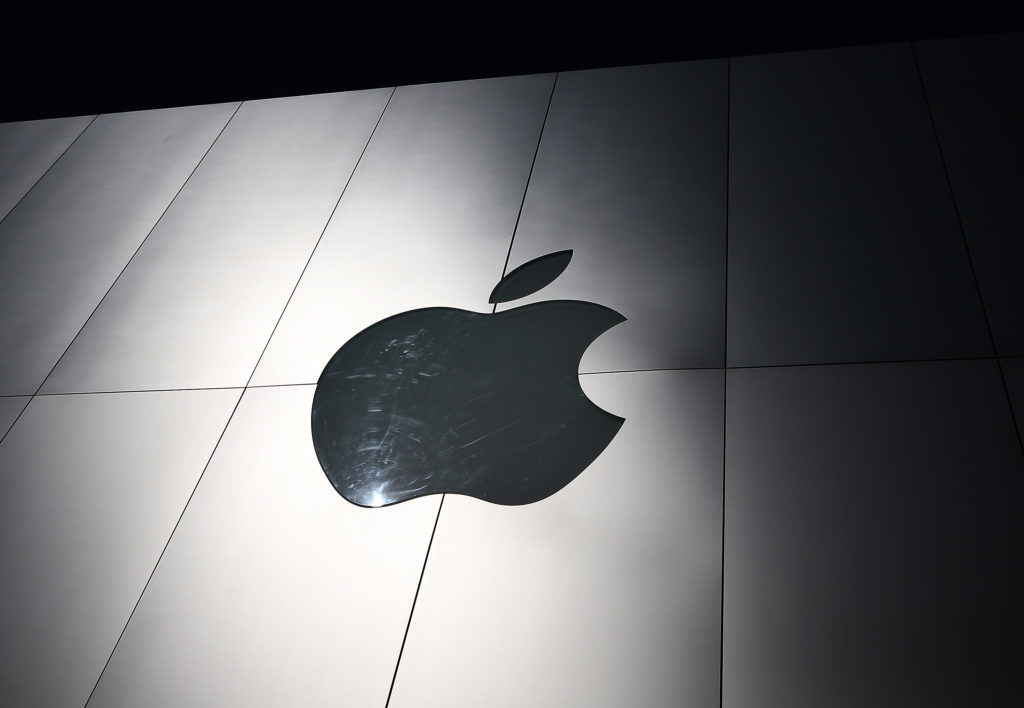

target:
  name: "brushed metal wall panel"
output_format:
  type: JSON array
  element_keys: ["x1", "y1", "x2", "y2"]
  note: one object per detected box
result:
[
  {"x1": 0, "y1": 115, "x2": 93, "y2": 220},
  {"x1": 250, "y1": 74, "x2": 555, "y2": 386},
  {"x1": 389, "y1": 370, "x2": 723, "y2": 708},
  {"x1": 916, "y1": 33, "x2": 1024, "y2": 356},
  {"x1": 0, "y1": 396, "x2": 29, "y2": 438},
  {"x1": 42, "y1": 90, "x2": 392, "y2": 394},
  {"x1": 498, "y1": 62, "x2": 728, "y2": 371},
  {"x1": 0, "y1": 104, "x2": 238, "y2": 395},
  {"x1": 728, "y1": 44, "x2": 992, "y2": 367},
  {"x1": 723, "y1": 361, "x2": 1024, "y2": 707},
  {"x1": 88, "y1": 385, "x2": 441, "y2": 708},
  {"x1": 1002, "y1": 357, "x2": 1024, "y2": 441},
  {"x1": 0, "y1": 389, "x2": 240, "y2": 708}
]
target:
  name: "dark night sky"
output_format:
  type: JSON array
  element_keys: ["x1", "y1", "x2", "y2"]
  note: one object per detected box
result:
[{"x1": 3, "y1": 1, "x2": 1021, "y2": 123}]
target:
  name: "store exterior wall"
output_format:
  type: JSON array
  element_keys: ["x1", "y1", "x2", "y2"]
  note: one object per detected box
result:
[{"x1": 0, "y1": 33, "x2": 1021, "y2": 707}]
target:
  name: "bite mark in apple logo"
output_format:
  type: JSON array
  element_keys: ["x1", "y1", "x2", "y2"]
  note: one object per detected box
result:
[{"x1": 311, "y1": 250, "x2": 625, "y2": 507}]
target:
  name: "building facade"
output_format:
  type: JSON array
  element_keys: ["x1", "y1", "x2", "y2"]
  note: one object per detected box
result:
[{"x1": 0, "y1": 32, "x2": 1021, "y2": 706}]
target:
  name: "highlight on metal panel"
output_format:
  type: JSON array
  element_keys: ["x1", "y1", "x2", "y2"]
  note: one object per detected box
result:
[{"x1": 311, "y1": 250, "x2": 626, "y2": 507}]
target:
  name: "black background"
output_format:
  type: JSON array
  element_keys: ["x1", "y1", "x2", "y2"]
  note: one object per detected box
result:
[{"x1": 3, "y1": 1, "x2": 1022, "y2": 123}]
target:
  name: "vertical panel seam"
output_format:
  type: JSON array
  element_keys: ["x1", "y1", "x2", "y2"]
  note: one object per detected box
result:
[
  {"x1": 719, "y1": 56, "x2": 731, "y2": 708},
  {"x1": 911, "y1": 42, "x2": 1024, "y2": 463}
]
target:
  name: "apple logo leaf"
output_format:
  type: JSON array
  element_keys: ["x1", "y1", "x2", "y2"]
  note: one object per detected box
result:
[{"x1": 488, "y1": 249, "x2": 573, "y2": 304}]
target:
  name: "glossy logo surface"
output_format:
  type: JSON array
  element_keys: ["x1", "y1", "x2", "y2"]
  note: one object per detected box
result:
[{"x1": 311, "y1": 250, "x2": 624, "y2": 507}]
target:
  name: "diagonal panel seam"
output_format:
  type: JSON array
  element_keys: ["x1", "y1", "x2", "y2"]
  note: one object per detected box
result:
[
  {"x1": 0, "y1": 107, "x2": 241, "y2": 449},
  {"x1": 81, "y1": 386, "x2": 247, "y2": 708},
  {"x1": 385, "y1": 71, "x2": 560, "y2": 708},
  {"x1": 911, "y1": 42, "x2": 1024, "y2": 465},
  {"x1": 36, "y1": 102, "x2": 244, "y2": 398},
  {"x1": 80, "y1": 87, "x2": 399, "y2": 707},
  {"x1": 239, "y1": 86, "x2": 397, "y2": 391},
  {"x1": 0, "y1": 115, "x2": 98, "y2": 228}
]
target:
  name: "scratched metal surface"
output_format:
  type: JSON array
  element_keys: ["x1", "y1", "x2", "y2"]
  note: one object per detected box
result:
[{"x1": 312, "y1": 302, "x2": 624, "y2": 506}]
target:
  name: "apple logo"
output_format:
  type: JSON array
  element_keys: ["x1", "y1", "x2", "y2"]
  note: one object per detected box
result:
[{"x1": 311, "y1": 249, "x2": 625, "y2": 507}]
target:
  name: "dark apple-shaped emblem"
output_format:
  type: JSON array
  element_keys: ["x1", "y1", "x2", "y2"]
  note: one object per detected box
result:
[{"x1": 311, "y1": 250, "x2": 625, "y2": 507}]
